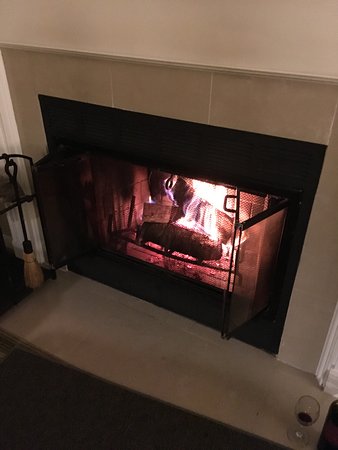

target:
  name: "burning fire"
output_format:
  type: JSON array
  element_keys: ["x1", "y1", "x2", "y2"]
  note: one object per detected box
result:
[
  {"x1": 139, "y1": 173, "x2": 239, "y2": 264},
  {"x1": 165, "y1": 176, "x2": 233, "y2": 242},
  {"x1": 190, "y1": 179, "x2": 228, "y2": 211}
]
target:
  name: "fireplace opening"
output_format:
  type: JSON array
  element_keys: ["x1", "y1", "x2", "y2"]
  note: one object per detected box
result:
[
  {"x1": 92, "y1": 155, "x2": 290, "y2": 336},
  {"x1": 34, "y1": 95, "x2": 326, "y2": 353}
]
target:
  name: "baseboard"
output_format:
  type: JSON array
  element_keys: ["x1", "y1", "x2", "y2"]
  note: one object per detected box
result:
[{"x1": 324, "y1": 368, "x2": 338, "y2": 397}]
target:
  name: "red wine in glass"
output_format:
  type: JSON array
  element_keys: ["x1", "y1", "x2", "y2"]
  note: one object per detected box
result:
[
  {"x1": 298, "y1": 411, "x2": 314, "y2": 426},
  {"x1": 287, "y1": 395, "x2": 320, "y2": 447}
]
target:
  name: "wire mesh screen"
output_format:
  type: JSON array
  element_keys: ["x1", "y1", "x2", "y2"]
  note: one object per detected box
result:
[
  {"x1": 224, "y1": 206, "x2": 288, "y2": 335},
  {"x1": 34, "y1": 150, "x2": 289, "y2": 337},
  {"x1": 88, "y1": 156, "x2": 287, "y2": 296}
]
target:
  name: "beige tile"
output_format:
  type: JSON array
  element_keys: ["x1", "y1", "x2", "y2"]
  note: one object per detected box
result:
[
  {"x1": 288, "y1": 285, "x2": 336, "y2": 320},
  {"x1": 314, "y1": 109, "x2": 338, "y2": 197},
  {"x1": 296, "y1": 106, "x2": 338, "y2": 310},
  {"x1": 2, "y1": 49, "x2": 113, "y2": 161},
  {"x1": 305, "y1": 192, "x2": 338, "y2": 249},
  {"x1": 293, "y1": 237, "x2": 338, "y2": 303},
  {"x1": 2, "y1": 49, "x2": 47, "y2": 161},
  {"x1": 32, "y1": 52, "x2": 112, "y2": 107},
  {"x1": 277, "y1": 134, "x2": 338, "y2": 371},
  {"x1": 0, "y1": 274, "x2": 90, "y2": 354},
  {"x1": 294, "y1": 135, "x2": 338, "y2": 303},
  {"x1": 210, "y1": 73, "x2": 338, "y2": 143},
  {"x1": 111, "y1": 61, "x2": 211, "y2": 123},
  {"x1": 279, "y1": 294, "x2": 335, "y2": 373}
]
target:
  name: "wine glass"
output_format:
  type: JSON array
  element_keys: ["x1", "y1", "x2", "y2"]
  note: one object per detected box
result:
[{"x1": 287, "y1": 395, "x2": 320, "y2": 447}]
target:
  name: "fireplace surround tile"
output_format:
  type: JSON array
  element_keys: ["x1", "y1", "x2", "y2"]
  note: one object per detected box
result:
[
  {"x1": 294, "y1": 242, "x2": 338, "y2": 303},
  {"x1": 110, "y1": 61, "x2": 211, "y2": 123},
  {"x1": 290, "y1": 124, "x2": 338, "y2": 305},
  {"x1": 279, "y1": 288, "x2": 335, "y2": 371},
  {"x1": 2, "y1": 49, "x2": 113, "y2": 160},
  {"x1": 209, "y1": 73, "x2": 338, "y2": 144},
  {"x1": 1, "y1": 49, "x2": 47, "y2": 160},
  {"x1": 31, "y1": 52, "x2": 113, "y2": 108},
  {"x1": 278, "y1": 110, "x2": 338, "y2": 372},
  {"x1": 280, "y1": 194, "x2": 338, "y2": 370},
  {"x1": 300, "y1": 230, "x2": 338, "y2": 292}
]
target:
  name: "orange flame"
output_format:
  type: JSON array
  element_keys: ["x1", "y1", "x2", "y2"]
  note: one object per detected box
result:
[{"x1": 172, "y1": 178, "x2": 230, "y2": 242}]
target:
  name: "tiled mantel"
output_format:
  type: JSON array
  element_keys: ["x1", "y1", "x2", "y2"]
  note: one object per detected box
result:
[{"x1": 1, "y1": 46, "x2": 338, "y2": 376}]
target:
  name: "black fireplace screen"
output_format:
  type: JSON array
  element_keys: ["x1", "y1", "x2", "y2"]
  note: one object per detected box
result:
[
  {"x1": 91, "y1": 155, "x2": 288, "y2": 336},
  {"x1": 34, "y1": 151, "x2": 288, "y2": 336}
]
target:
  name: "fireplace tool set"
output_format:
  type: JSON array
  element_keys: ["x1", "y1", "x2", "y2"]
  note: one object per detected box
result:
[{"x1": 0, "y1": 153, "x2": 43, "y2": 289}]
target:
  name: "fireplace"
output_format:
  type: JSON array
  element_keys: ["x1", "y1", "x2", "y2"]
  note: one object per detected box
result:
[{"x1": 33, "y1": 95, "x2": 326, "y2": 354}]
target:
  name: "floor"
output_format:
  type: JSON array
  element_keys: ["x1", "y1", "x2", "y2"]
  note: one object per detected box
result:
[{"x1": 0, "y1": 270, "x2": 334, "y2": 449}]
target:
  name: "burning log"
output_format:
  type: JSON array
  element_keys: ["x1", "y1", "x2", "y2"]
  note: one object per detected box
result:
[
  {"x1": 215, "y1": 209, "x2": 233, "y2": 243},
  {"x1": 168, "y1": 176, "x2": 234, "y2": 243},
  {"x1": 142, "y1": 202, "x2": 180, "y2": 223},
  {"x1": 138, "y1": 222, "x2": 223, "y2": 261}
]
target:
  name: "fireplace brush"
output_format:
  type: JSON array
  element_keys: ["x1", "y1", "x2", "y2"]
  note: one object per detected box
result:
[{"x1": 3, "y1": 155, "x2": 44, "y2": 289}]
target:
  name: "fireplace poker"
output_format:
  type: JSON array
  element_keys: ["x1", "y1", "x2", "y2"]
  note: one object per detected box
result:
[{"x1": 3, "y1": 154, "x2": 44, "y2": 289}]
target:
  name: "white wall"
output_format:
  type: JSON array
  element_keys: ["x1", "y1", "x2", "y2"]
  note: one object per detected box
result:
[{"x1": 0, "y1": 0, "x2": 338, "y2": 78}]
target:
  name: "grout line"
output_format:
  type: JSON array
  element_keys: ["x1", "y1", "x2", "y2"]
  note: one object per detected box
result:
[
  {"x1": 110, "y1": 64, "x2": 115, "y2": 108},
  {"x1": 327, "y1": 92, "x2": 338, "y2": 142},
  {"x1": 207, "y1": 73, "x2": 214, "y2": 125}
]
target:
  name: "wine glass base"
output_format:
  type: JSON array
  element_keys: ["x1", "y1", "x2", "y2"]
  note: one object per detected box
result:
[{"x1": 287, "y1": 425, "x2": 309, "y2": 447}]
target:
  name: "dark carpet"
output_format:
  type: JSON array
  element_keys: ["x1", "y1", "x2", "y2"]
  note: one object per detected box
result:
[{"x1": 0, "y1": 348, "x2": 289, "y2": 450}]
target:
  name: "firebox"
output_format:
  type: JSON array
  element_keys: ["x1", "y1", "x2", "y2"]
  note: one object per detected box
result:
[{"x1": 33, "y1": 95, "x2": 326, "y2": 353}]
